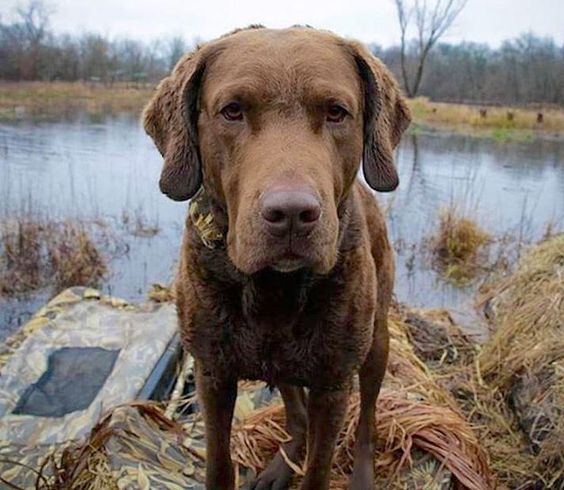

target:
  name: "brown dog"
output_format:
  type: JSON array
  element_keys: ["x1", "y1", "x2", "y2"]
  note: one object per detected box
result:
[{"x1": 143, "y1": 26, "x2": 410, "y2": 490}]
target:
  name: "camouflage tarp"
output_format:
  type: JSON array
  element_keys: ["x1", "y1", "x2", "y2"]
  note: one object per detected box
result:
[{"x1": 0, "y1": 286, "x2": 178, "y2": 488}]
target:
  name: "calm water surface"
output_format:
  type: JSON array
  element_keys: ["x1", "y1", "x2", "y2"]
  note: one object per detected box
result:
[{"x1": 1, "y1": 114, "x2": 562, "y2": 339}]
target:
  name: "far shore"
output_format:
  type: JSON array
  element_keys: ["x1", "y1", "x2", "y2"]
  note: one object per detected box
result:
[{"x1": 1, "y1": 81, "x2": 563, "y2": 140}]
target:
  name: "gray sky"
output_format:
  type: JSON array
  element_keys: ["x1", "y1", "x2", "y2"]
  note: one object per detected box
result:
[{"x1": 3, "y1": 0, "x2": 564, "y2": 47}]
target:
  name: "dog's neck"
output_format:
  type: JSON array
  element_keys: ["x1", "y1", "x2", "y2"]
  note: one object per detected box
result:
[{"x1": 241, "y1": 268, "x2": 315, "y2": 326}]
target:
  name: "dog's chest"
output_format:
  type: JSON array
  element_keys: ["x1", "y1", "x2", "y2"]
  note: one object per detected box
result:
[
  {"x1": 188, "y1": 269, "x2": 373, "y2": 388},
  {"x1": 221, "y1": 303, "x2": 368, "y2": 388},
  {"x1": 226, "y1": 318, "x2": 322, "y2": 386}
]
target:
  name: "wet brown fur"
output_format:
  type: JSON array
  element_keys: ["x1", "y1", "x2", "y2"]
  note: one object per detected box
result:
[{"x1": 143, "y1": 27, "x2": 410, "y2": 490}]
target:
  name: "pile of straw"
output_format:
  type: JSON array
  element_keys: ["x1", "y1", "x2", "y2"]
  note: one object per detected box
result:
[
  {"x1": 231, "y1": 388, "x2": 491, "y2": 489},
  {"x1": 477, "y1": 234, "x2": 563, "y2": 486}
]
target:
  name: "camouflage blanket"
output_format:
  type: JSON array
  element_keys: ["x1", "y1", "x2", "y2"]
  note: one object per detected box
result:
[{"x1": 0, "y1": 287, "x2": 178, "y2": 488}]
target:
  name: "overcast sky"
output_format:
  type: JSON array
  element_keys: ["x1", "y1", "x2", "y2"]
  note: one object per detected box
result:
[{"x1": 2, "y1": 0, "x2": 563, "y2": 47}]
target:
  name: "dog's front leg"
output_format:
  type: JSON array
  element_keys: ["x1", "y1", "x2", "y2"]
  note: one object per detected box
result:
[
  {"x1": 301, "y1": 384, "x2": 351, "y2": 490},
  {"x1": 195, "y1": 361, "x2": 237, "y2": 490}
]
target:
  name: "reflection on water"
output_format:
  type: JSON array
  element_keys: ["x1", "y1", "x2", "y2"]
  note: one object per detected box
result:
[{"x1": 1, "y1": 114, "x2": 563, "y2": 339}]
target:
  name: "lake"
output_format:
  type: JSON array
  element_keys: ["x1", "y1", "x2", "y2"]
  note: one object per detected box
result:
[{"x1": 1, "y1": 113, "x2": 563, "y2": 340}]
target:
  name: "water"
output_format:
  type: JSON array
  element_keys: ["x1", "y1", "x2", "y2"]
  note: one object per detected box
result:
[
  {"x1": 385, "y1": 132, "x2": 563, "y2": 311},
  {"x1": 1, "y1": 114, "x2": 563, "y2": 340}
]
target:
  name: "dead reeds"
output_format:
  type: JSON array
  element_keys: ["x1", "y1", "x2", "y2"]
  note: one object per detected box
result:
[
  {"x1": 427, "y1": 206, "x2": 491, "y2": 285},
  {"x1": 231, "y1": 389, "x2": 492, "y2": 489},
  {"x1": 418, "y1": 234, "x2": 564, "y2": 488},
  {"x1": 0, "y1": 215, "x2": 114, "y2": 296}
]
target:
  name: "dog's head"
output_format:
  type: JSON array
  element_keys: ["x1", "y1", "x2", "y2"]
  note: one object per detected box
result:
[{"x1": 143, "y1": 27, "x2": 410, "y2": 275}]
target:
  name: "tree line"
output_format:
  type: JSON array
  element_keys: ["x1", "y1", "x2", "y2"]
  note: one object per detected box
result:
[
  {"x1": 0, "y1": 1, "x2": 188, "y2": 83},
  {"x1": 1, "y1": 1, "x2": 562, "y2": 105},
  {"x1": 375, "y1": 33, "x2": 564, "y2": 105}
]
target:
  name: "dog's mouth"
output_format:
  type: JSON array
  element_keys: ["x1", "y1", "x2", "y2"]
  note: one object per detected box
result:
[
  {"x1": 230, "y1": 204, "x2": 339, "y2": 275},
  {"x1": 270, "y1": 251, "x2": 309, "y2": 273}
]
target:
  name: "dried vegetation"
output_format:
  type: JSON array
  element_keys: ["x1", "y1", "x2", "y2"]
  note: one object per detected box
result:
[
  {"x1": 428, "y1": 206, "x2": 491, "y2": 285},
  {"x1": 0, "y1": 215, "x2": 120, "y2": 296}
]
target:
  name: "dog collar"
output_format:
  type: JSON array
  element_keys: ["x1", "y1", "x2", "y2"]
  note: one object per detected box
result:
[{"x1": 189, "y1": 188, "x2": 225, "y2": 249}]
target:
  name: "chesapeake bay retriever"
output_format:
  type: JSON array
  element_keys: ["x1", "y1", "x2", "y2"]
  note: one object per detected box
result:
[{"x1": 143, "y1": 26, "x2": 410, "y2": 490}]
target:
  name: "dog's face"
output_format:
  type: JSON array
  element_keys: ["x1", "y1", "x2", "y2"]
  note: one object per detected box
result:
[{"x1": 143, "y1": 27, "x2": 410, "y2": 275}]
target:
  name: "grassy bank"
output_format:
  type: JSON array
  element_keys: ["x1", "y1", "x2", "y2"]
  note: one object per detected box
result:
[
  {"x1": 0, "y1": 81, "x2": 154, "y2": 119},
  {"x1": 1, "y1": 82, "x2": 563, "y2": 139},
  {"x1": 410, "y1": 97, "x2": 564, "y2": 140}
]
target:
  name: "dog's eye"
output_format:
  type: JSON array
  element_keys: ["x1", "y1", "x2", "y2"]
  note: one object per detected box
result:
[
  {"x1": 221, "y1": 102, "x2": 243, "y2": 121},
  {"x1": 326, "y1": 104, "x2": 348, "y2": 123}
]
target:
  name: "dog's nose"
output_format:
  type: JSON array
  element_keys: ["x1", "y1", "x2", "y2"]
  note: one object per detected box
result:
[{"x1": 261, "y1": 189, "x2": 321, "y2": 237}]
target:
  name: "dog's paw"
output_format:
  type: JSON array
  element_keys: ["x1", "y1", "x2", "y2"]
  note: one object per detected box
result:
[{"x1": 250, "y1": 454, "x2": 294, "y2": 490}]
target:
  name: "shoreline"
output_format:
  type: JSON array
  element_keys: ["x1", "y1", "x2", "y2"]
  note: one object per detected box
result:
[
  {"x1": 409, "y1": 121, "x2": 564, "y2": 143},
  {"x1": 1, "y1": 81, "x2": 563, "y2": 140}
]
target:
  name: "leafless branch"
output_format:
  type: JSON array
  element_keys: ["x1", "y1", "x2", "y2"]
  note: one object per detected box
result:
[{"x1": 393, "y1": 0, "x2": 468, "y2": 96}]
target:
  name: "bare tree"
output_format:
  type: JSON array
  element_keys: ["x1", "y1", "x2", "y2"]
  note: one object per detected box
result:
[
  {"x1": 16, "y1": 0, "x2": 52, "y2": 48},
  {"x1": 394, "y1": 0, "x2": 467, "y2": 97},
  {"x1": 1, "y1": 0, "x2": 54, "y2": 79}
]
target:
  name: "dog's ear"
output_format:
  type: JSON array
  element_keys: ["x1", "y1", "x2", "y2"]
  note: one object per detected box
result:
[
  {"x1": 142, "y1": 50, "x2": 208, "y2": 201},
  {"x1": 350, "y1": 43, "x2": 411, "y2": 192}
]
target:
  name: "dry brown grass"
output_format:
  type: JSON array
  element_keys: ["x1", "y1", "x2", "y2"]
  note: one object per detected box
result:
[
  {"x1": 414, "y1": 235, "x2": 564, "y2": 488},
  {"x1": 0, "y1": 215, "x2": 112, "y2": 296},
  {"x1": 409, "y1": 97, "x2": 564, "y2": 136},
  {"x1": 47, "y1": 221, "x2": 108, "y2": 291},
  {"x1": 476, "y1": 234, "x2": 564, "y2": 483},
  {"x1": 478, "y1": 235, "x2": 563, "y2": 383},
  {"x1": 0, "y1": 81, "x2": 153, "y2": 119},
  {"x1": 450, "y1": 366, "x2": 546, "y2": 488},
  {"x1": 428, "y1": 206, "x2": 491, "y2": 285},
  {"x1": 393, "y1": 304, "x2": 558, "y2": 488},
  {"x1": 231, "y1": 390, "x2": 492, "y2": 489}
]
